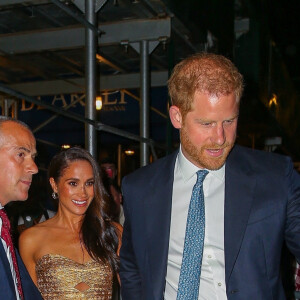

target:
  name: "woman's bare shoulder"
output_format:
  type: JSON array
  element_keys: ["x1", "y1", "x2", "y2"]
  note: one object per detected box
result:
[
  {"x1": 111, "y1": 221, "x2": 123, "y2": 236},
  {"x1": 111, "y1": 222, "x2": 123, "y2": 256},
  {"x1": 19, "y1": 223, "x2": 47, "y2": 244},
  {"x1": 19, "y1": 219, "x2": 60, "y2": 261},
  {"x1": 19, "y1": 227, "x2": 45, "y2": 261},
  {"x1": 20, "y1": 217, "x2": 58, "y2": 244}
]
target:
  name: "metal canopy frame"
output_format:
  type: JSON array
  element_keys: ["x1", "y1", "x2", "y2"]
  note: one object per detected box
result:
[
  {"x1": 0, "y1": 18, "x2": 171, "y2": 54},
  {"x1": 0, "y1": 0, "x2": 200, "y2": 165},
  {"x1": 8, "y1": 71, "x2": 168, "y2": 95},
  {"x1": 0, "y1": 83, "x2": 163, "y2": 156}
]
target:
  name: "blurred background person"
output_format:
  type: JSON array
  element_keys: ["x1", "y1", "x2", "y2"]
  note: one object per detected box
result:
[
  {"x1": 101, "y1": 158, "x2": 124, "y2": 226},
  {"x1": 101, "y1": 158, "x2": 118, "y2": 181},
  {"x1": 19, "y1": 147, "x2": 122, "y2": 299}
]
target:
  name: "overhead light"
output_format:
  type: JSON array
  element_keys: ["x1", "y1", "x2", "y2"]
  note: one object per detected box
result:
[
  {"x1": 125, "y1": 149, "x2": 135, "y2": 156},
  {"x1": 268, "y1": 94, "x2": 278, "y2": 107},
  {"x1": 62, "y1": 144, "x2": 71, "y2": 149},
  {"x1": 96, "y1": 96, "x2": 103, "y2": 110}
]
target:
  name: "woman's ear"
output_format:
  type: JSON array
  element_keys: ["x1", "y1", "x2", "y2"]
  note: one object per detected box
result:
[
  {"x1": 169, "y1": 105, "x2": 182, "y2": 129},
  {"x1": 49, "y1": 177, "x2": 57, "y2": 193}
]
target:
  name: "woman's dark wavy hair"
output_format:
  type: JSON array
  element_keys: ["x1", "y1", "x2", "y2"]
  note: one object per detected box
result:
[{"x1": 48, "y1": 147, "x2": 119, "y2": 274}]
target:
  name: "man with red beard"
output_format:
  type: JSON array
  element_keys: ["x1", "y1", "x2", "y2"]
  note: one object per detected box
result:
[{"x1": 120, "y1": 53, "x2": 300, "y2": 300}]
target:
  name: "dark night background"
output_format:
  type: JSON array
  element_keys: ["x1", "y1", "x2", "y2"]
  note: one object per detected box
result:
[
  {"x1": 1, "y1": 0, "x2": 299, "y2": 163},
  {"x1": 165, "y1": 0, "x2": 300, "y2": 161},
  {"x1": 1, "y1": 2, "x2": 299, "y2": 298}
]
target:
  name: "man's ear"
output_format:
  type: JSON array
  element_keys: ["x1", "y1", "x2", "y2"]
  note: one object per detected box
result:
[{"x1": 169, "y1": 105, "x2": 183, "y2": 129}]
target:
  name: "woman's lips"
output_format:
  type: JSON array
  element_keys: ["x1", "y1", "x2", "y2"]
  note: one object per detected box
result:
[{"x1": 72, "y1": 199, "x2": 88, "y2": 207}]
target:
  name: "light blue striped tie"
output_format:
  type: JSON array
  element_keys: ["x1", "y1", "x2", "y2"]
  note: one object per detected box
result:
[{"x1": 177, "y1": 169, "x2": 208, "y2": 300}]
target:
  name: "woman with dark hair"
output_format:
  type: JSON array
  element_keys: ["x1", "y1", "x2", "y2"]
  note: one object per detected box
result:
[{"x1": 19, "y1": 147, "x2": 122, "y2": 299}]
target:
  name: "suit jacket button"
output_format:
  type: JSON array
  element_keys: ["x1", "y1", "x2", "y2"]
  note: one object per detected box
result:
[{"x1": 230, "y1": 289, "x2": 238, "y2": 294}]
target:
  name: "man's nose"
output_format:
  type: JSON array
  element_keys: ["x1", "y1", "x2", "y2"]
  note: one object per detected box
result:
[
  {"x1": 211, "y1": 124, "x2": 225, "y2": 145},
  {"x1": 27, "y1": 159, "x2": 38, "y2": 174}
]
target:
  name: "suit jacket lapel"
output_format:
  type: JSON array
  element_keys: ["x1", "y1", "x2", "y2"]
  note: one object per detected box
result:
[
  {"x1": 224, "y1": 146, "x2": 256, "y2": 284},
  {"x1": 143, "y1": 147, "x2": 255, "y2": 294},
  {"x1": 145, "y1": 151, "x2": 177, "y2": 299},
  {"x1": 0, "y1": 241, "x2": 17, "y2": 298}
]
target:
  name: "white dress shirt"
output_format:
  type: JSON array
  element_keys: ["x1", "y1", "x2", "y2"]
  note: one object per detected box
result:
[
  {"x1": 164, "y1": 148, "x2": 227, "y2": 300},
  {"x1": 0, "y1": 205, "x2": 21, "y2": 300}
]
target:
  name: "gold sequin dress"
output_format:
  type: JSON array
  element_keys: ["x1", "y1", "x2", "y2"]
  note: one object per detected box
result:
[{"x1": 35, "y1": 254, "x2": 113, "y2": 300}]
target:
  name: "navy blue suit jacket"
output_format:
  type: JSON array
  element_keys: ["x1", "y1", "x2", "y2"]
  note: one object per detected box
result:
[
  {"x1": 120, "y1": 145, "x2": 300, "y2": 300},
  {"x1": 0, "y1": 241, "x2": 42, "y2": 299}
]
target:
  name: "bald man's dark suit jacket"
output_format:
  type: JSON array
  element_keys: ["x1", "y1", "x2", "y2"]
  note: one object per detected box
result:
[
  {"x1": 0, "y1": 239, "x2": 42, "y2": 299},
  {"x1": 120, "y1": 145, "x2": 300, "y2": 300}
]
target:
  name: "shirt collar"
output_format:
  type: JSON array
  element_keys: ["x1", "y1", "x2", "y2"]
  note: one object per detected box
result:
[
  {"x1": 0, "y1": 204, "x2": 3, "y2": 231},
  {"x1": 178, "y1": 145, "x2": 225, "y2": 182}
]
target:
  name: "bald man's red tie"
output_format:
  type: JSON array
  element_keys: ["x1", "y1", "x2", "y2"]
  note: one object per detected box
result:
[{"x1": 0, "y1": 209, "x2": 24, "y2": 300}]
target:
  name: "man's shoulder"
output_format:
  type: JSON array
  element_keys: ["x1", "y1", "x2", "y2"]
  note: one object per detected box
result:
[
  {"x1": 122, "y1": 150, "x2": 178, "y2": 185},
  {"x1": 230, "y1": 144, "x2": 292, "y2": 170}
]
